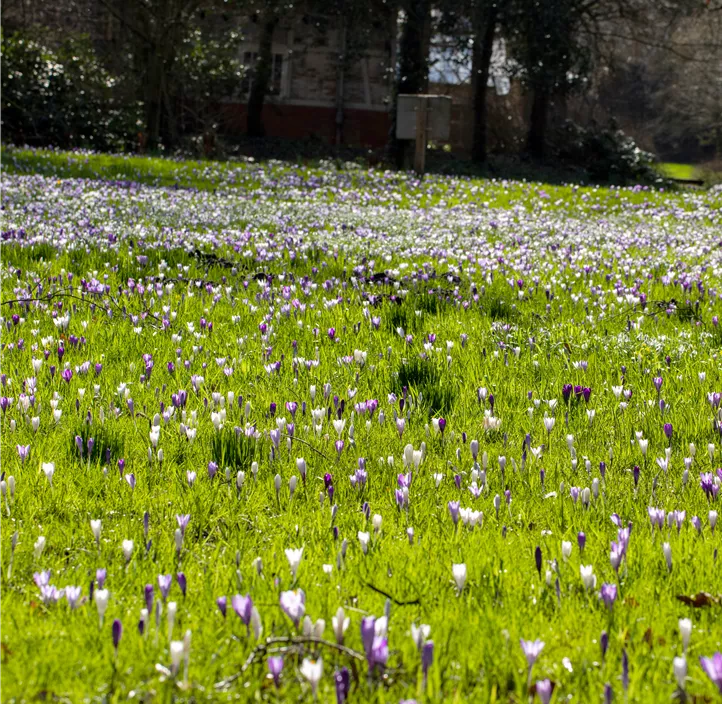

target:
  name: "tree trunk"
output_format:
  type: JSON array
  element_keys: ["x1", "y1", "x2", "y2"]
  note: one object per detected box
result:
[
  {"x1": 247, "y1": 12, "x2": 279, "y2": 138},
  {"x1": 389, "y1": 0, "x2": 431, "y2": 168},
  {"x1": 144, "y1": 50, "x2": 164, "y2": 151},
  {"x1": 527, "y1": 88, "x2": 549, "y2": 159},
  {"x1": 470, "y1": 3, "x2": 498, "y2": 164},
  {"x1": 335, "y1": 9, "x2": 347, "y2": 148}
]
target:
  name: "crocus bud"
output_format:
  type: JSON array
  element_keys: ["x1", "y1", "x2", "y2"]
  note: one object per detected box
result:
[
  {"x1": 663, "y1": 542, "x2": 672, "y2": 572},
  {"x1": 679, "y1": 618, "x2": 692, "y2": 652},
  {"x1": 95, "y1": 588, "x2": 109, "y2": 625},
  {"x1": 673, "y1": 656, "x2": 687, "y2": 690}
]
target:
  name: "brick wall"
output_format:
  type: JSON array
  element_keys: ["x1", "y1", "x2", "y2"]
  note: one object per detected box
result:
[{"x1": 220, "y1": 103, "x2": 391, "y2": 148}]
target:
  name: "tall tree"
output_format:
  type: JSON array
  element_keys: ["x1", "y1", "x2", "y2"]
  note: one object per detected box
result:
[
  {"x1": 246, "y1": 5, "x2": 281, "y2": 138},
  {"x1": 470, "y1": 1, "x2": 498, "y2": 163},
  {"x1": 507, "y1": 0, "x2": 589, "y2": 159}
]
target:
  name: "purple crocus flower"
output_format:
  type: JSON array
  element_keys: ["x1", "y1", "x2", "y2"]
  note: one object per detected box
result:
[
  {"x1": 577, "y1": 532, "x2": 586, "y2": 552},
  {"x1": 601, "y1": 631, "x2": 609, "y2": 659},
  {"x1": 335, "y1": 666, "x2": 350, "y2": 703},
  {"x1": 118, "y1": 458, "x2": 125, "y2": 476},
  {"x1": 604, "y1": 683, "x2": 613, "y2": 704},
  {"x1": 207, "y1": 461, "x2": 218, "y2": 479},
  {"x1": 664, "y1": 423, "x2": 673, "y2": 440},
  {"x1": 361, "y1": 616, "x2": 376, "y2": 659},
  {"x1": 448, "y1": 501, "x2": 460, "y2": 526},
  {"x1": 112, "y1": 618, "x2": 122, "y2": 654},
  {"x1": 422, "y1": 640, "x2": 434, "y2": 678},
  {"x1": 232, "y1": 594, "x2": 253, "y2": 626},
  {"x1": 700, "y1": 653, "x2": 722, "y2": 693},
  {"x1": 562, "y1": 384, "x2": 573, "y2": 403},
  {"x1": 217, "y1": 596, "x2": 227, "y2": 618},
  {"x1": 125, "y1": 473, "x2": 136, "y2": 490},
  {"x1": 144, "y1": 584, "x2": 154, "y2": 613},
  {"x1": 177, "y1": 572, "x2": 187, "y2": 597},
  {"x1": 700, "y1": 472, "x2": 715, "y2": 498}
]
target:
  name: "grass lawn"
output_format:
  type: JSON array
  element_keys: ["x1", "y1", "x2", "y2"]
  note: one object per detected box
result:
[{"x1": 1, "y1": 148, "x2": 722, "y2": 703}]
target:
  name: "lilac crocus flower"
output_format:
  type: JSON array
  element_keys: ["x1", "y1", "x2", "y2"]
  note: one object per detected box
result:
[
  {"x1": 536, "y1": 679, "x2": 553, "y2": 704},
  {"x1": 279, "y1": 589, "x2": 305, "y2": 626},
  {"x1": 700, "y1": 653, "x2": 722, "y2": 693},
  {"x1": 521, "y1": 639, "x2": 545, "y2": 668},
  {"x1": 268, "y1": 656, "x2": 284, "y2": 688},
  {"x1": 40, "y1": 584, "x2": 64, "y2": 605},
  {"x1": 33, "y1": 570, "x2": 51, "y2": 588},
  {"x1": 599, "y1": 583, "x2": 618, "y2": 610},
  {"x1": 232, "y1": 594, "x2": 253, "y2": 627},
  {"x1": 16, "y1": 444, "x2": 30, "y2": 464},
  {"x1": 207, "y1": 462, "x2": 218, "y2": 479},
  {"x1": 96, "y1": 568, "x2": 107, "y2": 589},
  {"x1": 158, "y1": 574, "x2": 172, "y2": 601},
  {"x1": 65, "y1": 585, "x2": 82, "y2": 609},
  {"x1": 176, "y1": 514, "x2": 190, "y2": 534},
  {"x1": 370, "y1": 636, "x2": 389, "y2": 670}
]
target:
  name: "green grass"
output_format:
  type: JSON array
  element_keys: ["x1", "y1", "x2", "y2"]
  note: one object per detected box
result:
[
  {"x1": 1, "y1": 149, "x2": 722, "y2": 703},
  {"x1": 657, "y1": 163, "x2": 703, "y2": 181}
]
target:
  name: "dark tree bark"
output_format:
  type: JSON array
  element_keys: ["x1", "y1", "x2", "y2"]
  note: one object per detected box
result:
[
  {"x1": 527, "y1": 88, "x2": 549, "y2": 159},
  {"x1": 389, "y1": 0, "x2": 431, "y2": 168},
  {"x1": 247, "y1": 11, "x2": 279, "y2": 138},
  {"x1": 470, "y1": 2, "x2": 498, "y2": 164}
]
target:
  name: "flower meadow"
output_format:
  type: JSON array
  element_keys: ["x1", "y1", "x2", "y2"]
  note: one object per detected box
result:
[{"x1": 2, "y1": 149, "x2": 722, "y2": 702}]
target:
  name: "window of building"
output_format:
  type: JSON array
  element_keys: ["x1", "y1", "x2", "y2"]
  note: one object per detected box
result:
[{"x1": 240, "y1": 52, "x2": 285, "y2": 96}]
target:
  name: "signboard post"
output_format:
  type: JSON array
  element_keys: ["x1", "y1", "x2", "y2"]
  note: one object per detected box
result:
[
  {"x1": 396, "y1": 94, "x2": 451, "y2": 174},
  {"x1": 413, "y1": 96, "x2": 429, "y2": 174}
]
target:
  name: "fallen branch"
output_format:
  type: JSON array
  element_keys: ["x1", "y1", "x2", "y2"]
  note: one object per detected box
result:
[{"x1": 214, "y1": 636, "x2": 364, "y2": 689}]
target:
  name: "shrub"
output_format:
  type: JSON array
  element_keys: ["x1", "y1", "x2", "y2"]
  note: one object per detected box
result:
[
  {"x1": 553, "y1": 120, "x2": 663, "y2": 185},
  {"x1": 1, "y1": 30, "x2": 141, "y2": 150}
]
